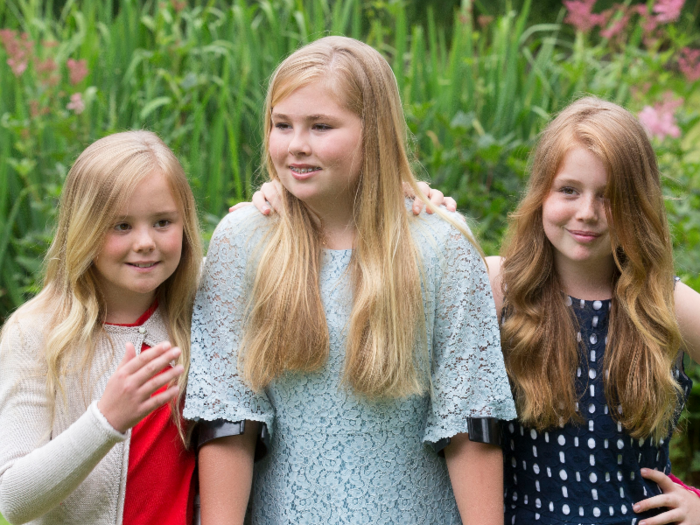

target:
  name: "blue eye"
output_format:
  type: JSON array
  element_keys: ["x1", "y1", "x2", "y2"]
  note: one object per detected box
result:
[{"x1": 313, "y1": 124, "x2": 332, "y2": 131}]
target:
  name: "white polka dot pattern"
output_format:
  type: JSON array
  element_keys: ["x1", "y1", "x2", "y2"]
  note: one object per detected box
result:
[{"x1": 503, "y1": 295, "x2": 691, "y2": 525}]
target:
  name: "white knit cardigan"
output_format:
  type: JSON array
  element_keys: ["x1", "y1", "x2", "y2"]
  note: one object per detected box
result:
[{"x1": 0, "y1": 308, "x2": 169, "y2": 524}]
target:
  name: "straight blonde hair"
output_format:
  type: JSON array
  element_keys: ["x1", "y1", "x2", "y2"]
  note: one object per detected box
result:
[
  {"x1": 501, "y1": 97, "x2": 682, "y2": 439},
  {"x1": 3, "y1": 131, "x2": 202, "y2": 443},
  {"x1": 240, "y1": 36, "x2": 481, "y2": 398}
]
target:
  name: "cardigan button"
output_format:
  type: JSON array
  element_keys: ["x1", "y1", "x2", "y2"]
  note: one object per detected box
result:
[{"x1": 138, "y1": 327, "x2": 146, "y2": 334}]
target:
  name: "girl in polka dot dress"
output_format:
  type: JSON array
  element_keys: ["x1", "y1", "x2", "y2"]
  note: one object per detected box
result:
[{"x1": 487, "y1": 97, "x2": 700, "y2": 525}]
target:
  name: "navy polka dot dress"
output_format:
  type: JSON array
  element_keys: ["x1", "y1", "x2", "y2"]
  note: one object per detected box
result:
[{"x1": 503, "y1": 296, "x2": 692, "y2": 524}]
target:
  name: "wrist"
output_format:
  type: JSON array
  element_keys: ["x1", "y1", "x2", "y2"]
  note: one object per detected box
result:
[{"x1": 94, "y1": 400, "x2": 128, "y2": 435}]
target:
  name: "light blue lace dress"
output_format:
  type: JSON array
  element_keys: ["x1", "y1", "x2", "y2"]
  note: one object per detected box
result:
[{"x1": 184, "y1": 205, "x2": 517, "y2": 524}]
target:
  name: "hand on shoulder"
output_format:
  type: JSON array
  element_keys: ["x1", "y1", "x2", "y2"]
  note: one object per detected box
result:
[{"x1": 233, "y1": 180, "x2": 458, "y2": 216}]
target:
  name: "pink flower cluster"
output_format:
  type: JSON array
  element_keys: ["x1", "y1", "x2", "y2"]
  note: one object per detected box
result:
[
  {"x1": 679, "y1": 47, "x2": 700, "y2": 82},
  {"x1": 563, "y1": 0, "x2": 605, "y2": 33},
  {"x1": 653, "y1": 0, "x2": 684, "y2": 22},
  {"x1": 0, "y1": 29, "x2": 33, "y2": 76},
  {"x1": 67, "y1": 58, "x2": 88, "y2": 85},
  {"x1": 563, "y1": 0, "x2": 685, "y2": 35},
  {"x1": 0, "y1": 29, "x2": 90, "y2": 116},
  {"x1": 638, "y1": 93, "x2": 683, "y2": 140},
  {"x1": 66, "y1": 92, "x2": 85, "y2": 114}
]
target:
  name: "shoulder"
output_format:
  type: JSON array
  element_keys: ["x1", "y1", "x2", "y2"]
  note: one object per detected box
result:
[
  {"x1": 409, "y1": 208, "x2": 480, "y2": 260},
  {"x1": 0, "y1": 308, "x2": 50, "y2": 369},
  {"x1": 206, "y1": 206, "x2": 275, "y2": 265},
  {"x1": 674, "y1": 281, "x2": 700, "y2": 363},
  {"x1": 211, "y1": 206, "x2": 273, "y2": 245}
]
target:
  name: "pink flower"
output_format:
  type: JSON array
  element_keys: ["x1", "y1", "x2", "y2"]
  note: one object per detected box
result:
[
  {"x1": 563, "y1": 0, "x2": 606, "y2": 32},
  {"x1": 638, "y1": 94, "x2": 683, "y2": 140},
  {"x1": 678, "y1": 47, "x2": 700, "y2": 82},
  {"x1": 66, "y1": 58, "x2": 88, "y2": 85},
  {"x1": 36, "y1": 57, "x2": 57, "y2": 74},
  {"x1": 0, "y1": 29, "x2": 34, "y2": 77},
  {"x1": 600, "y1": 13, "x2": 630, "y2": 39},
  {"x1": 653, "y1": 0, "x2": 684, "y2": 23},
  {"x1": 66, "y1": 92, "x2": 85, "y2": 114}
]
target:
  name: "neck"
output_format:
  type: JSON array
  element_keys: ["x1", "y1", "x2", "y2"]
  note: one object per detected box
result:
[
  {"x1": 304, "y1": 200, "x2": 356, "y2": 250},
  {"x1": 103, "y1": 291, "x2": 156, "y2": 324},
  {"x1": 554, "y1": 254, "x2": 616, "y2": 301}
]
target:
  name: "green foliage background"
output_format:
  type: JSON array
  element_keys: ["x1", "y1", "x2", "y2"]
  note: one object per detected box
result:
[{"x1": 0, "y1": 0, "x2": 699, "y2": 500}]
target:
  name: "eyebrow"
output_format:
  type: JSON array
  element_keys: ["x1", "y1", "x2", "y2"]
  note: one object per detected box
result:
[
  {"x1": 117, "y1": 209, "x2": 181, "y2": 220},
  {"x1": 271, "y1": 112, "x2": 338, "y2": 122}
]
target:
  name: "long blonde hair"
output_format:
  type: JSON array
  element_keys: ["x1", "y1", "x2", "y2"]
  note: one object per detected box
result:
[
  {"x1": 501, "y1": 97, "x2": 682, "y2": 439},
  {"x1": 240, "y1": 36, "x2": 480, "y2": 398},
  {"x1": 4, "y1": 131, "x2": 202, "y2": 441}
]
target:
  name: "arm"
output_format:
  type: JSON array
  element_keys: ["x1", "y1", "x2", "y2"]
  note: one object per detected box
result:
[
  {"x1": 199, "y1": 421, "x2": 258, "y2": 525},
  {"x1": 231, "y1": 180, "x2": 457, "y2": 215},
  {"x1": 485, "y1": 256, "x2": 504, "y2": 323},
  {"x1": 631, "y1": 468, "x2": 700, "y2": 525},
  {"x1": 675, "y1": 282, "x2": 700, "y2": 363},
  {"x1": 444, "y1": 433, "x2": 504, "y2": 525},
  {"x1": 0, "y1": 325, "x2": 183, "y2": 523}
]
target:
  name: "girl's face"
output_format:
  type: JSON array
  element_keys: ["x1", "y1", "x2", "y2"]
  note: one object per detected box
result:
[
  {"x1": 93, "y1": 171, "x2": 184, "y2": 320},
  {"x1": 268, "y1": 81, "x2": 363, "y2": 220},
  {"x1": 542, "y1": 147, "x2": 613, "y2": 274}
]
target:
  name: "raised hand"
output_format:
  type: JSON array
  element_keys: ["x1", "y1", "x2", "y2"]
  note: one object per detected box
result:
[
  {"x1": 97, "y1": 342, "x2": 183, "y2": 433},
  {"x1": 407, "y1": 181, "x2": 457, "y2": 215},
  {"x1": 633, "y1": 468, "x2": 700, "y2": 525}
]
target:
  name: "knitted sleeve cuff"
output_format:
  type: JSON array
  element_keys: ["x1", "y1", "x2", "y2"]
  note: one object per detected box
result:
[{"x1": 88, "y1": 401, "x2": 128, "y2": 442}]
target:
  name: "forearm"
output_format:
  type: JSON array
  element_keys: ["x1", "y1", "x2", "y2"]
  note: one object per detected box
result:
[
  {"x1": 0, "y1": 401, "x2": 125, "y2": 523},
  {"x1": 199, "y1": 420, "x2": 258, "y2": 525},
  {"x1": 445, "y1": 432, "x2": 504, "y2": 525}
]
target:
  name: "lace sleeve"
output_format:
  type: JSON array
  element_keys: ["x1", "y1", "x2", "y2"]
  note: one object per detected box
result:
[
  {"x1": 422, "y1": 220, "x2": 517, "y2": 446},
  {"x1": 183, "y1": 208, "x2": 275, "y2": 432}
]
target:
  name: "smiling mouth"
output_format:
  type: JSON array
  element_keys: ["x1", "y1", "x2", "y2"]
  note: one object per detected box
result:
[
  {"x1": 290, "y1": 166, "x2": 321, "y2": 174},
  {"x1": 128, "y1": 262, "x2": 158, "y2": 268},
  {"x1": 567, "y1": 229, "x2": 602, "y2": 241}
]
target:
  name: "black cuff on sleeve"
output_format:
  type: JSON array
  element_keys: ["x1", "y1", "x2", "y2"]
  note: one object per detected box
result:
[
  {"x1": 196, "y1": 419, "x2": 270, "y2": 462},
  {"x1": 431, "y1": 418, "x2": 503, "y2": 456},
  {"x1": 467, "y1": 417, "x2": 502, "y2": 446}
]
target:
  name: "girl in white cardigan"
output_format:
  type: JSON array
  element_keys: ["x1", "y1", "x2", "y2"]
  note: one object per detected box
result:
[{"x1": 0, "y1": 131, "x2": 203, "y2": 525}]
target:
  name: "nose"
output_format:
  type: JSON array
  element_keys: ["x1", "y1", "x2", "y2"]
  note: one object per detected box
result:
[
  {"x1": 287, "y1": 129, "x2": 311, "y2": 157},
  {"x1": 576, "y1": 194, "x2": 600, "y2": 222},
  {"x1": 133, "y1": 225, "x2": 156, "y2": 252}
]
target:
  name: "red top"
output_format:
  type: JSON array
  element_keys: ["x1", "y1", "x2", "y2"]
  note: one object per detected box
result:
[
  {"x1": 669, "y1": 473, "x2": 700, "y2": 499},
  {"x1": 106, "y1": 303, "x2": 195, "y2": 525}
]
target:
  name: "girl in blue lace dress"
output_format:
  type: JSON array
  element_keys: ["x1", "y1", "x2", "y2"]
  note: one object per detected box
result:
[
  {"x1": 183, "y1": 36, "x2": 517, "y2": 524},
  {"x1": 486, "y1": 97, "x2": 700, "y2": 525}
]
